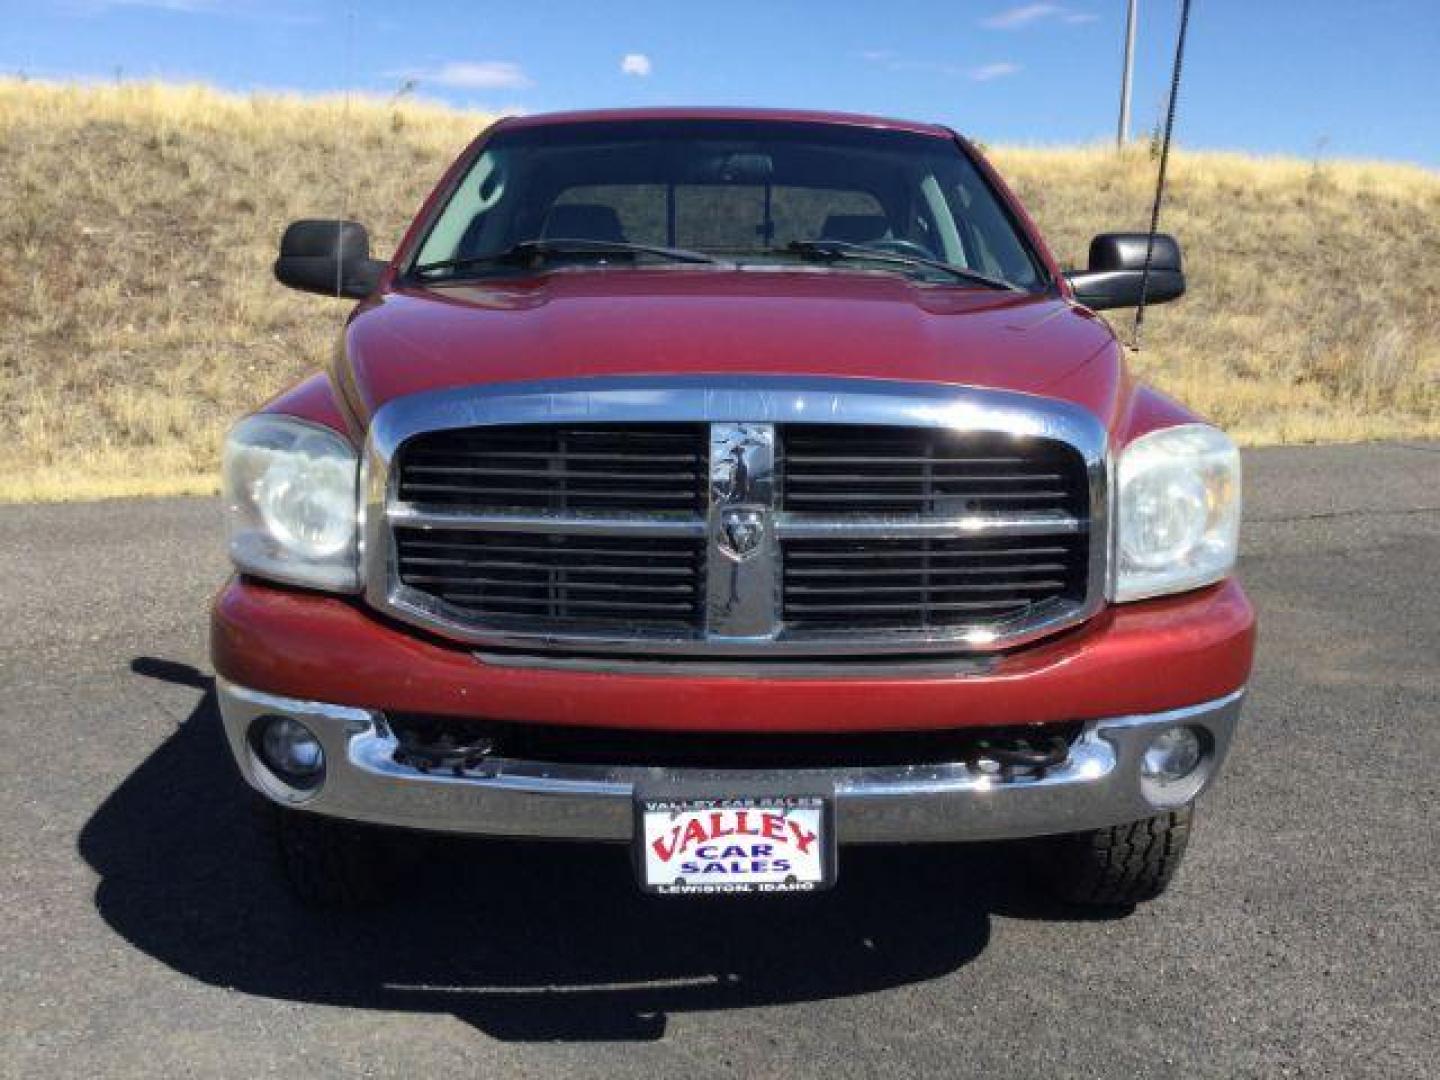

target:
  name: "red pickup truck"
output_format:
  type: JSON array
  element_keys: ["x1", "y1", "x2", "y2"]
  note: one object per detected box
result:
[{"x1": 214, "y1": 109, "x2": 1253, "y2": 909}]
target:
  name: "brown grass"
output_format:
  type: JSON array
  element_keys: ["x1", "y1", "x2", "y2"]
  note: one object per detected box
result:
[
  {"x1": 995, "y1": 144, "x2": 1440, "y2": 444},
  {"x1": 2, "y1": 80, "x2": 1437, "y2": 502}
]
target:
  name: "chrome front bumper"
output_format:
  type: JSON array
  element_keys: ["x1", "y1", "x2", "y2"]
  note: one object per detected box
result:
[{"x1": 217, "y1": 680, "x2": 1243, "y2": 843}]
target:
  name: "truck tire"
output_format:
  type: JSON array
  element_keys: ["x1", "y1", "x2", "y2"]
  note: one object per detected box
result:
[
  {"x1": 1038, "y1": 805, "x2": 1194, "y2": 907},
  {"x1": 265, "y1": 802, "x2": 401, "y2": 909}
]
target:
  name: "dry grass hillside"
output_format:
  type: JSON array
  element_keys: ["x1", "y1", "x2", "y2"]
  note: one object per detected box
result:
[{"x1": 2, "y1": 80, "x2": 1437, "y2": 502}]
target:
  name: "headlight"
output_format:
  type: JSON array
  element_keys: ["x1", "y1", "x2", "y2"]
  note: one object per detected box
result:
[
  {"x1": 223, "y1": 415, "x2": 360, "y2": 592},
  {"x1": 1114, "y1": 424, "x2": 1240, "y2": 602}
]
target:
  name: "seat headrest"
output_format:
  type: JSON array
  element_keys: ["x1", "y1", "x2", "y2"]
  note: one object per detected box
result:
[
  {"x1": 819, "y1": 214, "x2": 890, "y2": 244},
  {"x1": 542, "y1": 203, "x2": 627, "y2": 243}
]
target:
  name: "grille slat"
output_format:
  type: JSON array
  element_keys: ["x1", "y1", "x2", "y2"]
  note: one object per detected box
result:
[
  {"x1": 404, "y1": 575, "x2": 697, "y2": 595},
  {"x1": 402, "y1": 483, "x2": 701, "y2": 502},
  {"x1": 787, "y1": 471, "x2": 1065, "y2": 484},
  {"x1": 407, "y1": 450, "x2": 702, "y2": 464},
  {"x1": 784, "y1": 545, "x2": 1070, "y2": 561},
  {"x1": 784, "y1": 454, "x2": 1030, "y2": 466},
  {"x1": 788, "y1": 562, "x2": 1069, "y2": 578},
  {"x1": 785, "y1": 490, "x2": 1069, "y2": 504},
  {"x1": 400, "y1": 541, "x2": 696, "y2": 560},
  {"x1": 403, "y1": 557, "x2": 695, "y2": 577},
  {"x1": 787, "y1": 600, "x2": 1033, "y2": 615},
  {"x1": 405, "y1": 466, "x2": 701, "y2": 481},
  {"x1": 438, "y1": 595, "x2": 700, "y2": 614},
  {"x1": 786, "y1": 580, "x2": 1067, "y2": 596}
]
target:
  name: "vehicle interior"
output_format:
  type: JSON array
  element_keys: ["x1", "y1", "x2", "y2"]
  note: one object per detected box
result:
[{"x1": 412, "y1": 121, "x2": 1043, "y2": 288}]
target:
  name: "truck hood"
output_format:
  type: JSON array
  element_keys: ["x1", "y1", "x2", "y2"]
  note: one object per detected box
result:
[{"x1": 338, "y1": 269, "x2": 1127, "y2": 427}]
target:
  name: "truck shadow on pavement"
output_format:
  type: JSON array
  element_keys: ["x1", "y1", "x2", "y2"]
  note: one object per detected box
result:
[{"x1": 79, "y1": 657, "x2": 1119, "y2": 1043}]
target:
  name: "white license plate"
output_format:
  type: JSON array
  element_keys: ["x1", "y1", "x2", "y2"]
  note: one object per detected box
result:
[{"x1": 636, "y1": 796, "x2": 834, "y2": 895}]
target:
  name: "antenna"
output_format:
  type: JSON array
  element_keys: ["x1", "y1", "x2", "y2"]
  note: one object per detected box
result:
[
  {"x1": 1117, "y1": 0, "x2": 1137, "y2": 147},
  {"x1": 335, "y1": 8, "x2": 357, "y2": 298},
  {"x1": 1133, "y1": 0, "x2": 1194, "y2": 352}
]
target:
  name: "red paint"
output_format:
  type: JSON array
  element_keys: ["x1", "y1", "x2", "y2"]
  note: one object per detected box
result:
[
  {"x1": 212, "y1": 576, "x2": 1254, "y2": 733},
  {"x1": 1119, "y1": 383, "x2": 1210, "y2": 442},
  {"x1": 222, "y1": 109, "x2": 1255, "y2": 736},
  {"x1": 257, "y1": 373, "x2": 358, "y2": 441},
  {"x1": 496, "y1": 106, "x2": 956, "y2": 138},
  {"x1": 341, "y1": 274, "x2": 1122, "y2": 425}
]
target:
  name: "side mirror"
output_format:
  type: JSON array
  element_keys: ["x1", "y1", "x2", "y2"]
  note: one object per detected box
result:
[
  {"x1": 274, "y1": 220, "x2": 387, "y2": 299},
  {"x1": 1065, "y1": 232, "x2": 1185, "y2": 310}
]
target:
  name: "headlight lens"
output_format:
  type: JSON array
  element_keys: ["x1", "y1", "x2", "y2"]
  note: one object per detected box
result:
[
  {"x1": 1115, "y1": 424, "x2": 1240, "y2": 601},
  {"x1": 223, "y1": 415, "x2": 360, "y2": 591}
]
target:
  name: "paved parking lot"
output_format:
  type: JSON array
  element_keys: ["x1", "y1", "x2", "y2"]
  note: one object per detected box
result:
[{"x1": 2, "y1": 443, "x2": 1437, "y2": 1078}]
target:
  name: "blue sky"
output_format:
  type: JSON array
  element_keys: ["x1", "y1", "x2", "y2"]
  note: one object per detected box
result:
[{"x1": 4, "y1": 0, "x2": 1437, "y2": 165}]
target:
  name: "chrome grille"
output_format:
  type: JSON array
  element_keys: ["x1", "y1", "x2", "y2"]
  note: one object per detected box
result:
[
  {"x1": 777, "y1": 425, "x2": 1089, "y2": 633},
  {"x1": 397, "y1": 423, "x2": 707, "y2": 512},
  {"x1": 779, "y1": 425, "x2": 1086, "y2": 516},
  {"x1": 367, "y1": 378, "x2": 1108, "y2": 657},
  {"x1": 393, "y1": 528, "x2": 706, "y2": 628},
  {"x1": 781, "y1": 534, "x2": 1087, "y2": 630}
]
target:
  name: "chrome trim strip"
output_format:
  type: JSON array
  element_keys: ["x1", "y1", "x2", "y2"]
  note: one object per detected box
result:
[
  {"x1": 363, "y1": 376, "x2": 1109, "y2": 657},
  {"x1": 774, "y1": 510, "x2": 1082, "y2": 540},
  {"x1": 388, "y1": 505, "x2": 707, "y2": 537},
  {"x1": 218, "y1": 680, "x2": 1244, "y2": 843}
]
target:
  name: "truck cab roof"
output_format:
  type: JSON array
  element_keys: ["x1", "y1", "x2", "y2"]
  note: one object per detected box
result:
[{"x1": 494, "y1": 106, "x2": 958, "y2": 141}]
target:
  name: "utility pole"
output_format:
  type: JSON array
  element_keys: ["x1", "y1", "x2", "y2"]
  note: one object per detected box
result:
[{"x1": 1117, "y1": 0, "x2": 1137, "y2": 147}]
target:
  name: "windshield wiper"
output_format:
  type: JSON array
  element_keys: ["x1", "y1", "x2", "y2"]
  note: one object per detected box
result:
[
  {"x1": 785, "y1": 240, "x2": 1022, "y2": 292},
  {"x1": 412, "y1": 238, "x2": 726, "y2": 278}
]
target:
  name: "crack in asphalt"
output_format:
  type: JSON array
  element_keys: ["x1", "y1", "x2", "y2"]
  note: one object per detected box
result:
[{"x1": 1250, "y1": 506, "x2": 1440, "y2": 524}]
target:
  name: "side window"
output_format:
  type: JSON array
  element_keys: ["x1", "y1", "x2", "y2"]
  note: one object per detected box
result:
[
  {"x1": 947, "y1": 169, "x2": 1039, "y2": 287},
  {"x1": 419, "y1": 149, "x2": 508, "y2": 263}
]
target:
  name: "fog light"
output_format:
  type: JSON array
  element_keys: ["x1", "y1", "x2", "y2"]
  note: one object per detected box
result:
[
  {"x1": 1142, "y1": 725, "x2": 1203, "y2": 784},
  {"x1": 258, "y1": 715, "x2": 325, "y2": 784}
]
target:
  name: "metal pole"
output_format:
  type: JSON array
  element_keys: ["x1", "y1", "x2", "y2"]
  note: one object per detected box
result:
[{"x1": 1118, "y1": 0, "x2": 1137, "y2": 147}]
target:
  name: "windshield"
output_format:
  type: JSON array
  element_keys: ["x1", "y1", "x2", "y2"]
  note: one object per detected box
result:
[{"x1": 410, "y1": 120, "x2": 1046, "y2": 290}]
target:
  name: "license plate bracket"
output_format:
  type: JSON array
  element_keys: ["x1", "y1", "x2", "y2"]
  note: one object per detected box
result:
[{"x1": 634, "y1": 794, "x2": 836, "y2": 896}]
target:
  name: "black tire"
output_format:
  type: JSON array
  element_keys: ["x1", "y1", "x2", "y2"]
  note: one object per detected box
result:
[
  {"x1": 264, "y1": 802, "x2": 403, "y2": 909},
  {"x1": 1038, "y1": 805, "x2": 1194, "y2": 907}
]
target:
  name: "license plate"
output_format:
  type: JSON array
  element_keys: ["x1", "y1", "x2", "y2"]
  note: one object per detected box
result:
[{"x1": 635, "y1": 796, "x2": 835, "y2": 895}]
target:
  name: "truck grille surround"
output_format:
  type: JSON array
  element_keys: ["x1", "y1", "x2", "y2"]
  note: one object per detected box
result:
[{"x1": 367, "y1": 378, "x2": 1108, "y2": 658}]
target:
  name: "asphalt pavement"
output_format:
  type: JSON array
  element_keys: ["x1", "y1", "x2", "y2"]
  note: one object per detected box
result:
[{"x1": 1, "y1": 442, "x2": 1436, "y2": 1079}]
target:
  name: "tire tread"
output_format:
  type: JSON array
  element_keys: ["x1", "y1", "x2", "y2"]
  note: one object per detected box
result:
[{"x1": 1042, "y1": 805, "x2": 1193, "y2": 907}]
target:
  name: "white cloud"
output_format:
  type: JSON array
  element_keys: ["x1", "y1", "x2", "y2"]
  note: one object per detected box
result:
[
  {"x1": 982, "y1": 3, "x2": 1061, "y2": 29},
  {"x1": 402, "y1": 61, "x2": 533, "y2": 91},
  {"x1": 982, "y1": 4, "x2": 1097, "y2": 29},
  {"x1": 620, "y1": 53, "x2": 653, "y2": 77},
  {"x1": 859, "y1": 49, "x2": 1019, "y2": 82},
  {"x1": 968, "y1": 61, "x2": 1022, "y2": 82}
]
